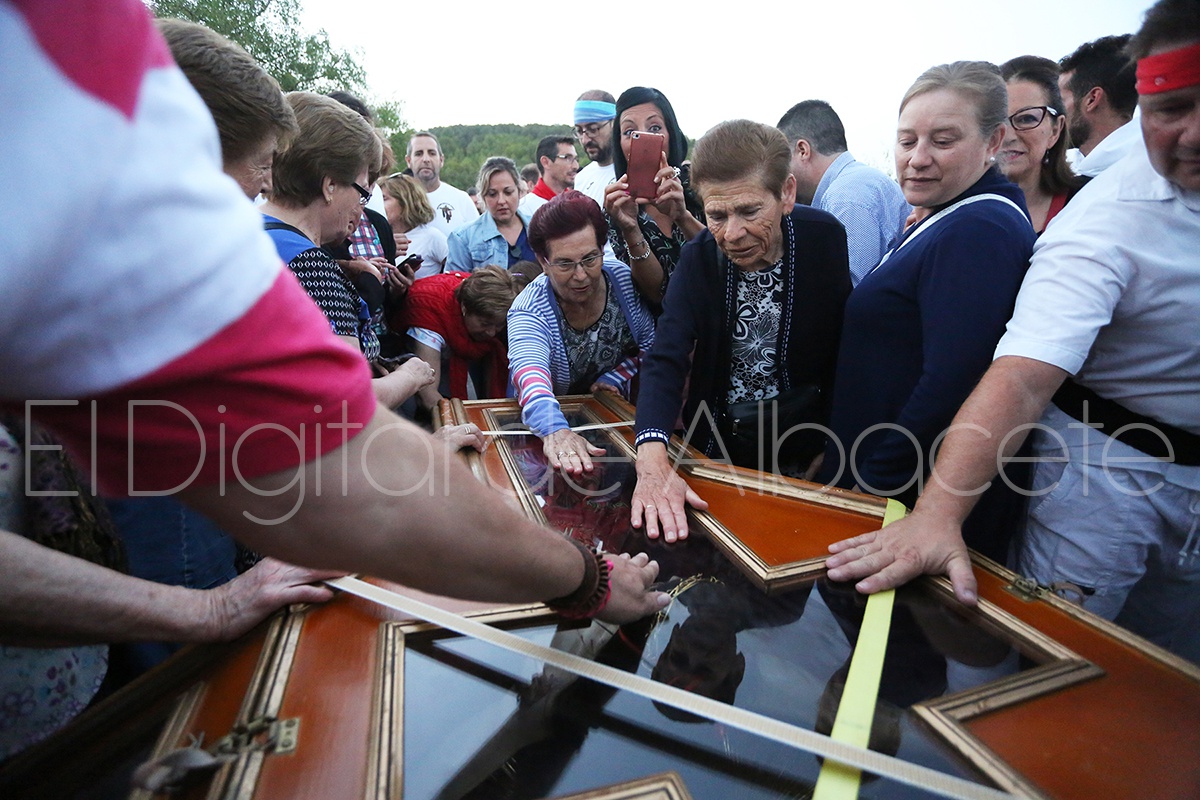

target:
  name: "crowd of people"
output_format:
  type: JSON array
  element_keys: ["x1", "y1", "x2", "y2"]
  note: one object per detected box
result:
[{"x1": 1, "y1": 0, "x2": 1197, "y2": 765}]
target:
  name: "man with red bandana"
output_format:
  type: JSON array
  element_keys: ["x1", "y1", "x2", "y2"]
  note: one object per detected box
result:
[
  {"x1": 0, "y1": 0, "x2": 667, "y2": 656},
  {"x1": 825, "y1": 0, "x2": 1200, "y2": 664}
]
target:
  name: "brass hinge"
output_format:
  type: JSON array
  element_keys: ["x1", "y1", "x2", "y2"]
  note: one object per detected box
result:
[
  {"x1": 213, "y1": 715, "x2": 300, "y2": 757},
  {"x1": 1004, "y1": 575, "x2": 1049, "y2": 602},
  {"x1": 133, "y1": 716, "x2": 300, "y2": 794}
]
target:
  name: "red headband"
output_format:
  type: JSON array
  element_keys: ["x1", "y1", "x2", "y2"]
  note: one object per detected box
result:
[{"x1": 1136, "y1": 41, "x2": 1200, "y2": 95}]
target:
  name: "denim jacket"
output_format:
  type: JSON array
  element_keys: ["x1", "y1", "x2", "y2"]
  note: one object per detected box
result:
[{"x1": 445, "y1": 209, "x2": 532, "y2": 272}]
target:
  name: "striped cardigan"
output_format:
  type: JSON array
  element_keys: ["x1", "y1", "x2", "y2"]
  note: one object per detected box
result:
[{"x1": 507, "y1": 258, "x2": 655, "y2": 436}]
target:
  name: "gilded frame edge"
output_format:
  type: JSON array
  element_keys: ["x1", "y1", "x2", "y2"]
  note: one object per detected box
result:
[
  {"x1": 368, "y1": 613, "x2": 591, "y2": 799},
  {"x1": 132, "y1": 607, "x2": 308, "y2": 800},
  {"x1": 546, "y1": 770, "x2": 695, "y2": 800}
]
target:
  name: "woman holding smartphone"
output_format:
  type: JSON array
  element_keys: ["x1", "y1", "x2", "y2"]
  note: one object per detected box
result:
[{"x1": 603, "y1": 87, "x2": 706, "y2": 306}]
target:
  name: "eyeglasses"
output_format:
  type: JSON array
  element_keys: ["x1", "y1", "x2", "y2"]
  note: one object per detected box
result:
[
  {"x1": 573, "y1": 120, "x2": 612, "y2": 140},
  {"x1": 1008, "y1": 106, "x2": 1060, "y2": 131},
  {"x1": 546, "y1": 251, "x2": 602, "y2": 274},
  {"x1": 554, "y1": 153, "x2": 580, "y2": 163},
  {"x1": 351, "y1": 181, "x2": 371, "y2": 206}
]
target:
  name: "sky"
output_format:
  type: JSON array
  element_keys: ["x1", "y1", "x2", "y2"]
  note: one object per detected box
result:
[{"x1": 300, "y1": 0, "x2": 1147, "y2": 172}]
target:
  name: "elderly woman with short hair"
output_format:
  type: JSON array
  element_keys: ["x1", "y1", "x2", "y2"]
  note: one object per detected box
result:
[
  {"x1": 157, "y1": 18, "x2": 297, "y2": 200},
  {"x1": 259, "y1": 92, "x2": 435, "y2": 409},
  {"x1": 508, "y1": 191, "x2": 656, "y2": 475},
  {"x1": 632, "y1": 119, "x2": 851, "y2": 542}
]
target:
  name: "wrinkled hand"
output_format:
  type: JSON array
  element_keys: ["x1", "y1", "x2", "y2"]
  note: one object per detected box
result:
[
  {"x1": 825, "y1": 508, "x2": 977, "y2": 604},
  {"x1": 603, "y1": 176, "x2": 640, "y2": 232},
  {"x1": 544, "y1": 428, "x2": 604, "y2": 476},
  {"x1": 434, "y1": 422, "x2": 486, "y2": 452},
  {"x1": 631, "y1": 444, "x2": 707, "y2": 543},
  {"x1": 590, "y1": 381, "x2": 621, "y2": 397},
  {"x1": 206, "y1": 558, "x2": 342, "y2": 642},
  {"x1": 595, "y1": 552, "x2": 670, "y2": 624},
  {"x1": 905, "y1": 206, "x2": 932, "y2": 232}
]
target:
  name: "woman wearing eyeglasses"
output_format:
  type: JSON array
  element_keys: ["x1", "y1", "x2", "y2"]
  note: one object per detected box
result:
[
  {"x1": 603, "y1": 86, "x2": 706, "y2": 306},
  {"x1": 999, "y1": 56, "x2": 1087, "y2": 234},
  {"x1": 507, "y1": 191, "x2": 656, "y2": 474},
  {"x1": 446, "y1": 156, "x2": 536, "y2": 272},
  {"x1": 260, "y1": 92, "x2": 434, "y2": 408}
]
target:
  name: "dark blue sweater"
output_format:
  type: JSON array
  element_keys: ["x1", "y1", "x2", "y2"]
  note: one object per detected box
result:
[
  {"x1": 635, "y1": 205, "x2": 850, "y2": 462},
  {"x1": 819, "y1": 169, "x2": 1034, "y2": 504}
]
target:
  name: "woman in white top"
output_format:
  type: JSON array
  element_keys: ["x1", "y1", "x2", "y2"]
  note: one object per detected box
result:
[{"x1": 379, "y1": 173, "x2": 449, "y2": 278}]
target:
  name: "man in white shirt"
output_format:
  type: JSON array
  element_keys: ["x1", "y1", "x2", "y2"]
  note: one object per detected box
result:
[
  {"x1": 571, "y1": 90, "x2": 617, "y2": 206},
  {"x1": 1059, "y1": 34, "x2": 1141, "y2": 177},
  {"x1": 518, "y1": 135, "x2": 578, "y2": 217},
  {"x1": 406, "y1": 131, "x2": 479, "y2": 235},
  {"x1": 825, "y1": 0, "x2": 1200, "y2": 664}
]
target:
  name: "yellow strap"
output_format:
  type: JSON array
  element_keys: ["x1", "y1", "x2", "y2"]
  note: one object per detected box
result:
[{"x1": 813, "y1": 499, "x2": 907, "y2": 800}]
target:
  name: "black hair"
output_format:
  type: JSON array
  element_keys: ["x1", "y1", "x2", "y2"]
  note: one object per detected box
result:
[
  {"x1": 1059, "y1": 34, "x2": 1137, "y2": 118},
  {"x1": 776, "y1": 100, "x2": 848, "y2": 156}
]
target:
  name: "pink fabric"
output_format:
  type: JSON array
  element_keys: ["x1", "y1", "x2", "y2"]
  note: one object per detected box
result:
[
  {"x1": 12, "y1": 0, "x2": 172, "y2": 119},
  {"x1": 34, "y1": 271, "x2": 376, "y2": 495}
]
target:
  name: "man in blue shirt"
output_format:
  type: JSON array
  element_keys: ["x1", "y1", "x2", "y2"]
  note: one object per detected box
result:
[{"x1": 778, "y1": 101, "x2": 910, "y2": 285}]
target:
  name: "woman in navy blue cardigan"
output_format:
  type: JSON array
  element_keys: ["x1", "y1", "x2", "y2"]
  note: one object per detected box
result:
[
  {"x1": 632, "y1": 120, "x2": 851, "y2": 542},
  {"x1": 817, "y1": 62, "x2": 1036, "y2": 559}
]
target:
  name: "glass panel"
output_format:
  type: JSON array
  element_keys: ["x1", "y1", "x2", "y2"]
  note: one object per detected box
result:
[{"x1": 402, "y1": 598, "x2": 1010, "y2": 800}]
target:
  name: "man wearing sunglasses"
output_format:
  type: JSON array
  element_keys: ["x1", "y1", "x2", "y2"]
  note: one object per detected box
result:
[{"x1": 570, "y1": 90, "x2": 617, "y2": 206}]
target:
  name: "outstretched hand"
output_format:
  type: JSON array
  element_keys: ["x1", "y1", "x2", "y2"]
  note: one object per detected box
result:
[
  {"x1": 595, "y1": 551, "x2": 670, "y2": 624},
  {"x1": 824, "y1": 509, "x2": 977, "y2": 604},
  {"x1": 631, "y1": 443, "x2": 708, "y2": 543},
  {"x1": 206, "y1": 558, "x2": 343, "y2": 642}
]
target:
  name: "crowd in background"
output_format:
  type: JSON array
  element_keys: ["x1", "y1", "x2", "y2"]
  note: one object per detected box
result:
[{"x1": 1, "y1": 0, "x2": 1197, "y2": 764}]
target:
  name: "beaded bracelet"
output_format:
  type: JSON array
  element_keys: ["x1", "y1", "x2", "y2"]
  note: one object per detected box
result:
[{"x1": 547, "y1": 538, "x2": 612, "y2": 619}]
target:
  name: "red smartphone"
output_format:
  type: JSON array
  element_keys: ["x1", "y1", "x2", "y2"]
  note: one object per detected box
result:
[{"x1": 626, "y1": 131, "x2": 665, "y2": 200}]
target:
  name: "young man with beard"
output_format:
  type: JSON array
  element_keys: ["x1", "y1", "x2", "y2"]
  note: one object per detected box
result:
[
  {"x1": 1059, "y1": 34, "x2": 1140, "y2": 177},
  {"x1": 570, "y1": 90, "x2": 617, "y2": 205}
]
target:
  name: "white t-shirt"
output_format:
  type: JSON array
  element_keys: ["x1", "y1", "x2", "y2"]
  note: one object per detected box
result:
[
  {"x1": 574, "y1": 161, "x2": 616, "y2": 206},
  {"x1": 995, "y1": 141, "x2": 1200, "y2": 433},
  {"x1": 424, "y1": 181, "x2": 479, "y2": 236},
  {"x1": 401, "y1": 222, "x2": 449, "y2": 278},
  {"x1": 518, "y1": 191, "x2": 549, "y2": 218}
]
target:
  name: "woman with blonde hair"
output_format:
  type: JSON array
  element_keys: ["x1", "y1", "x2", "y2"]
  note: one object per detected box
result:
[
  {"x1": 379, "y1": 172, "x2": 448, "y2": 278},
  {"x1": 818, "y1": 61, "x2": 1036, "y2": 560},
  {"x1": 447, "y1": 157, "x2": 535, "y2": 271}
]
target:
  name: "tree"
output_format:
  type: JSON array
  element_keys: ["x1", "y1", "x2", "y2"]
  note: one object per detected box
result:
[{"x1": 148, "y1": 0, "x2": 367, "y2": 96}]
